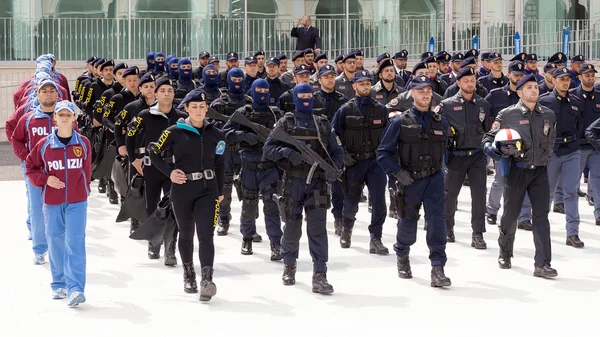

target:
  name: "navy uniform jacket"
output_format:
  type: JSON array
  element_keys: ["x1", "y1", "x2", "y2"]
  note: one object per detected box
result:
[
  {"x1": 265, "y1": 76, "x2": 289, "y2": 107},
  {"x1": 396, "y1": 69, "x2": 412, "y2": 85},
  {"x1": 538, "y1": 89, "x2": 583, "y2": 157},
  {"x1": 585, "y1": 117, "x2": 600, "y2": 151},
  {"x1": 569, "y1": 86, "x2": 600, "y2": 151},
  {"x1": 334, "y1": 72, "x2": 355, "y2": 100},
  {"x1": 370, "y1": 80, "x2": 405, "y2": 105},
  {"x1": 376, "y1": 107, "x2": 449, "y2": 176},
  {"x1": 477, "y1": 73, "x2": 508, "y2": 94},
  {"x1": 441, "y1": 72, "x2": 457, "y2": 86},
  {"x1": 484, "y1": 85, "x2": 520, "y2": 119}
]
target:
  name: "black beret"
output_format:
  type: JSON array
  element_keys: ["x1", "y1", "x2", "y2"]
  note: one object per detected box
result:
[
  {"x1": 100, "y1": 59, "x2": 115, "y2": 71},
  {"x1": 122, "y1": 66, "x2": 140, "y2": 78},
  {"x1": 155, "y1": 77, "x2": 176, "y2": 92}
]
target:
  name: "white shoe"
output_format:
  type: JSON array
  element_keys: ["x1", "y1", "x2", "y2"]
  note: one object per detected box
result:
[
  {"x1": 27, "y1": 232, "x2": 32, "y2": 240},
  {"x1": 34, "y1": 253, "x2": 46, "y2": 265},
  {"x1": 52, "y1": 288, "x2": 67, "y2": 299},
  {"x1": 67, "y1": 291, "x2": 86, "y2": 307}
]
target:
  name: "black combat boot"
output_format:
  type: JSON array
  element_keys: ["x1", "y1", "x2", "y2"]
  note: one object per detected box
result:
[
  {"x1": 129, "y1": 218, "x2": 140, "y2": 235},
  {"x1": 148, "y1": 242, "x2": 160, "y2": 259},
  {"x1": 533, "y1": 264, "x2": 558, "y2": 278},
  {"x1": 498, "y1": 252, "x2": 512, "y2": 269},
  {"x1": 577, "y1": 189, "x2": 587, "y2": 198},
  {"x1": 486, "y1": 213, "x2": 497, "y2": 225},
  {"x1": 447, "y1": 227, "x2": 455, "y2": 243},
  {"x1": 252, "y1": 233, "x2": 263, "y2": 243},
  {"x1": 216, "y1": 217, "x2": 229, "y2": 236},
  {"x1": 566, "y1": 235, "x2": 584, "y2": 248},
  {"x1": 241, "y1": 239, "x2": 253, "y2": 255},
  {"x1": 312, "y1": 272, "x2": 334, "y2": 294},
  {"x1": 396, "y1": 256, "x2": 412, "y2": 279},
  {"x1": 199, "y1": 266, "x2": 217, "y2": 302},
  {"x1": 340, "y1": 226, "x2": 352, "y2": 248},
  {"x1": 164, "y1": 238, "x2": 177, "y2": 266},
  {"x1": 270, "y1": 243, "x2": 282, "y2": 261},
  {"x1": 282, "y1": 264, "x2": 296, "y2": 285},
  {"x1": 553, "y1": 203, "x2": 565, "y2": 214},
  {"x1": 430, "y1": 265, "x2": 451, "y2": 287},
  {"x1": 97, "y1": 177, "x2": 107, "y2": 193},
  {"x1": 517, "y1": 220, "x2": 532, "y2": 231},
  {"x1": 369, "y1": 238, "x2": 389, "y2": 255},
  {"x1": 108, "y1": 180, "x2": 119, "y2": 204},
  {"x1": 183, "y1": 262, "x2": 198, "y2": 293},
  {"x1": 471, "y1": 232, "x2": 487, "y2": 249},
  {"x1": 334, "y1": 218, "x2": 343, "y2": 236}
]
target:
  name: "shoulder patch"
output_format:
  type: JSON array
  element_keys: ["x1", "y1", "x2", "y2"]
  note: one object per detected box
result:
[
  {"x1": 389, "y1": 98, "x2": 398, "y2": 107},
  {"x1": 216, "y1": 140, "x2": 226, "y2": 155},
  {"x1": 491, "y1": 120, "x2": 501, "y2": 131}
]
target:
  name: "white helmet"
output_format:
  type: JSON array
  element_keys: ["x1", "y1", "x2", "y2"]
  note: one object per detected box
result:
[{"x1": 494, "y1": 128, "x2": 523, "y2": 157}]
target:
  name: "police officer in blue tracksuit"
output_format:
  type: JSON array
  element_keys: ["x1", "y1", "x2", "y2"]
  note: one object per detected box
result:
[
  {"x1": 263, "y1": 83, "x2": 344, "y2": 294},
  {"x1": 331, "y1": 69, "x2": 389, "y2": 254},
  {"x1": 376, "y1": 76, "x2": 452, "y2": 288},
  {"x1": 222, "y1": 79, "x2": 283, "y2": 260},
  {"x1": 484, "y1": 60, "x2": 533, "y2": 230},
  {"x1": 571, "y1": 64, "x2": 600, "y2": 221},
  {"x1": 539, "y1": 66, "x2": 584, "y2": 248}
]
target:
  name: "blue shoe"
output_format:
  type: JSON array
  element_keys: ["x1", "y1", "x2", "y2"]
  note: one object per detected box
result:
[
  {"x1": 67, "y1": 292, "x2": 86, "y2": 307},
  {"x1": 34, "y1": 253, "x2": 46, "y2": 265},
  {"x1": 52, "y1": 288, "x2": 67, "y2": 299}
]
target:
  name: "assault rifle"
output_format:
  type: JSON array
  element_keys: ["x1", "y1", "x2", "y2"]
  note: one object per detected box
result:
[{"x1": 229, "y1": 110, "x2": 271, "y2": 144}]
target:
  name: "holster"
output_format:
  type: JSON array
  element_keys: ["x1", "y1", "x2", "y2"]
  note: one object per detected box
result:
[
  {"x1": 233, "y1": 176, "x2": 242, "y2": 201},
  {"x1": 393, "y1": 182, "x2": 406, "y2": 219},
  {"x1": 273, "y1": 194, "x2": 287, "y2": 223}
]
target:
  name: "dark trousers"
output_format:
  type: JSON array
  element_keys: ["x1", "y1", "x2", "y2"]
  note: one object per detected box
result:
[
  {"x1": 445, "y1": 152, "x2": 487, "y2": 233},
  {"x1": 171, "y1": 181, "x2": 219, "y2": 267},
  {"x1": 239, "y1": 166, "x2": 283, "y2": 244},
  {"x1": 221, "y1": 150, "x2": 241, "y2": 221},
  {"x1": 394, "y1": 170, "x2": 447, "y2": 266},
  {"x1": 281, "y1": 178, "x2": 329, "y2": 272},
  {"x1": 143, "y1": 165, "x2": 177, "y2": 246},
  {"x1": 342, "y1": 157, "x2": 387, "y2": 238},
  {"x1": 499, "y1": 164, "x2": 551, "y2": 267},
  {"x1": 331, "y1": 181, "x2": 344, "y2": 219}
]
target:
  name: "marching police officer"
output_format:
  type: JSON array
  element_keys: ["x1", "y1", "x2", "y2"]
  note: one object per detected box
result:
[
  {"x1": 478, "y1": 52, "x2": 491, "y2": 78},
  {"x1": 199, "y1": 65, "x2": 222, "y2": 105},
  {"x1": 444, "y1": 57, "x2": 488, "y2": 98},
  {"x1": 525, "y1": 53, "x2": 544, "y2": 83},
  {"x1": 173, "y1": 58, "x2": 200, "y2": 106},
  {"x1": 218, "y1": 52, "x2": 239, "y2": 89},
  {"x1": 484, "y1": 60, "x2": 534, "y2": 230},
  {"x1": 392, "y1": 50, "x2": 412, "y2": 84},
  {"x1": 222, "y1": 79, "x2": 283, "y2": 259},
  {"x1": 371, "y1": 59, "x2": 405, "y2": 105},
  {"x1": 243, "y1": 56, "x2": 259, "y2": 93},
  {"x1": 539, "y1": 63, "x2": 557, "y2": 95},
  {"x1": 335, "y1": 53, "x2": 358, "y2": 99},
  {"x1": 332, "y1": 69, "x2": 389, "y2": 254},
  {"x1": 376, "y1": 75, "x2": 452, "y2": 287},
  {"x1": 439, "y1": 67, "x2": 491, "y2": 247},
  {"x1": 387, "y1": 62, "x2": 443, "y2": 115},
  {"x1": 539, "y1": 67, "x2": 584, "y2": 248},
  {"x1": 193, "y1": 51, "x2": 210, "y2": 79},
  {"x1": 585, "y1": 117, "x2": 600, "y2": 226},
  {"x1": 264, "y1": 57, "x2": 288, "y2": 106},
  {"x1": 423, "y1": 56, "x2": 448, "y2": 96},
  {"x1": 148, "y1": 89, "x2": 224, "y2": 302},
  {"x1": 441, "y1": 53, "x2": 463, "y2": 86},
  {"x1": 263, "y1": 83, "x2": 344, "y2": 294},
  {"x1": 280, "y1": 50, "x2": 303, "y2": 88},
  {"x1": 126, "y1": 78, "x2": 188, "y2": 264},
  {"x1": 103, "y1": 66, "x2": 140, "y2": 154},
  {"x1": 278, "y1": 64, "x2": 312, "y2": 113},
  {"x1": 151, "y1": 52, "x2": 167, "y2": 77},
  {"x1": 482, "y1": 74, "x2": 557, "y2": 278},
  {"x1": 477, "y1": 52, "x2": 508, "y2": 93},
  {"x1": 210, "y1": 68, "x2": 253, "y2": 237}
]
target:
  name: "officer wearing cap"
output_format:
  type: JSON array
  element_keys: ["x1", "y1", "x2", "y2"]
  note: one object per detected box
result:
[
  {"x1": 243, "y1": 56, "x2": 259, "y2": 93},
  {"x1": 193, "y1": 51, "x2": 210, "y2": 80},
  {"x1": 568, "y1": 63, "x2": 600, "y2": 219},
  {"x1": 477, "y1": 52, "x2": 508, "y2": 93},
  {"x1": 351, "y1": 49, "x2": 365, "y2": 70},
  {"x1": 423, "y1": 56, "x2": 448, "y2": 96},
  {"x1": 222, "y1": 79, "x2": 283, "y2": 258},
  {"x1": 280, "y1": 50, "x2": 304, "y2": 88},
  {"x1": 439, "y1": 67, "x2": 491, "y2": 247},
  {"x1": 263, "y1": 83, "x2": 343, "y2": 294},
  {"x1": 126, "y1": 78, "x2": 188, "y2": 264},
  {"x1": 388, "y1": 62, "x2": 444, "y2": 116},
  {"x1": 313, "y1": 64, "x2": 347, "y2": 120},
  {"x1": 334, "y1": 54, "x2": 344, "y2": 75},
  {"x1": 436, "y1": 51, "x2": 451, "y2": 75},
  {"x1": 85, "y1": 59, "x2": 115, "y2": 124},
  {"x1": 478, "y1": 52, "x2": 491, "y2": 78},
  {"x1": 482, "y1": 74, "x2": 557, "y2": 278},
  {"x1": 277, "y1": 53, "x2": 288, "y2": 75},
  {"x1": 568, "y1": 55, "x2": 585, "y2": 89},
  {"x1": 73, "y1": 56, "x2": 96, "y2": 100},
  {"x1": 393, "y1": 50, "x2": 411, "y2": 84},
  {"x1": 484, "y1": 60, "x2": 533, "y2": 230},
  {"x1": 444, "y1": 57, "x2": 488, "y2": 98},
  {"x1": 372, "y1": 53, "x2": 406, "y2": 88},
  {"x1": 77, "y1": 58, "x2": 103, "y2": 111},
  {"x1": 420, "y1": 52, "x2": 433, "y2": 61},
  {"x1": 254, "y1": 50, "x2": 267, "y2": 78},
  {"x1": 264, "y1": 57, "x2": 289, "y2": 106},
  {"x1": 331, "y1": 69, "x2": 390, "y2": 254},
  {"x1": 309, "y1": 53, "x2": 329, "y2": 88},
  {"x1": 538, "y1": 66, "x2": 584, "y2": 247},
  {"x1": 148, "y1": 89, "x2": 224, "y2": 302},
  {"x1": 377, "y1": 75, "x2": 452, "y2": 287},
  {"x1": 278, "y1": 64, "x2": 312, "y2": 113},
  {"x1": 441, "y1": 53, "x2": 464, "y2": 86},
  {"x1": 218, "y1": 52, "x2": 239, "y2": 89},
  {"x1": 464, "y1": 49, "x2": 480, "y2": 65},
  {"x1": 540, "y1": 63, "x2": 557, "y2": 95},
  {"x1": 524, "y1": 53, "x2": 544, "y2": 83},
  {"x1": 548, "y1": 52, "x2": 566, "y2": 67},
  {"x1": 371, "y1": 59, "x2": 405, "y2": 105},
  {"x1": 302, "y1": 48, "x2": 316, "y2": 75},
  {"x1": 207, "y1": 56, "x2": 220, "y2": 72},
  {"x1": 334, "y1": 53, "x2": 358, "y2": 99},
  {"x1": 585, "y1": 117, "x2": 600, "y2": 226}
]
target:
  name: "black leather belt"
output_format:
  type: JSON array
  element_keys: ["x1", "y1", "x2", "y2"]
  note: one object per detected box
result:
[
  {"x1": 143, "y1": 155, "x2": 173, "y2": 166},
  {"x1": 451, "y1": 148, "x2": 481, "y2": 156},
  {"x1": 243, "y1": 161, "x2": 276, "y2": 169},
  {"x1": 556, "y1": 135, "x2": 576, "y2": 144},
  {"x1": 185, "y1": 170, "x2": 215, "y2": 181},
  {"x1": 350, "y1": 151, "x2": 376, "y2": 161},
  {"x1": 514, "y1": 162, "x2": 539, "y2": 169},
  {"x1": 409, "y1": 167, "x2": 440, "y2": 180}
]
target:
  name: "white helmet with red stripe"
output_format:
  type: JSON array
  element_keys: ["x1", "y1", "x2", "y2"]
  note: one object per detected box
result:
[{"x1": 494, "y1": 128, "x2": 523, "y2": 157}]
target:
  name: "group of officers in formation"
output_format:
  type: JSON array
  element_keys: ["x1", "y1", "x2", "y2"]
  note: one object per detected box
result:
[{"x1": 6, "y1": 45, "x2": 600, "y2": 305}]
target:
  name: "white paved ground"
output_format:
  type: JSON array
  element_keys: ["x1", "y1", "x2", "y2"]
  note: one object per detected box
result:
[{"x1": 2, "y1": 177, "x2": 600, "y2": 337}]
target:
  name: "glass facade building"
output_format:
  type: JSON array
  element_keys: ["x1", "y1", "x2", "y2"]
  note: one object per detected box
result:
[{"x1": 0, "y1": 0, "x2": 598, "y2": 62}]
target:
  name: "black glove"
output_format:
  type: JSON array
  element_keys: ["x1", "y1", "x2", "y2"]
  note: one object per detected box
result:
[
  {"x1": 288, "y1": 151, "x2": 304, "y2": 166},
  {"x1": 244, "y1": 133, "x2": 259, "y2": 145},
  {"x1": 495, "y1": 141, "x2": 521, "y2": 158},
  {"x1": 343, "y1": 153, "x2": 357, "y2": 167},
  {"x1": 394, "y1": 170, "x2": 414, "y2": 186},
  {"x1": 324, "y1": 170, "x2": 341, "y2": 182}
]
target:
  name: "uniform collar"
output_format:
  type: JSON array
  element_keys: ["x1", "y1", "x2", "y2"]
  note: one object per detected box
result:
[
  {"x1": 48, "y1": 130, "x2": 82, "y2": 149},
  {"x1": 489, "y1": 73, "x2": 506, "y2": 84},
  {"x1": 149, "y1": 104, "x2": 171, "y2": 118},
  {"x1": 516, "y1": 100, "x2": 543, "y2": 114},
  {"x1": 374, "y1": 80, "x2": 398, "y2": 93},
  {"x1": 553, "y1": 88, "x2": 570, "y2": 102},
  {"x1": 176, "y1": 117, "x2": 202, "y2": 135},
  {"x1": 578, "y1": 86, "x2": 595, "y2": 100},
  {"x1": 503, "y1": 84, "x2": 516, "y2": 95},
  {"x1": 33, "y1": 106, "x2": 54, "y2": 119},
  {"x1": 456, "y1": 91, "x2": 477, "y2": 103}
]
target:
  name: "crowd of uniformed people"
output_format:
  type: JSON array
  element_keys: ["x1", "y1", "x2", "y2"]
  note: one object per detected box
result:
[{"x1": 6, "y1": 45, "x2": 600, "y2": 305}]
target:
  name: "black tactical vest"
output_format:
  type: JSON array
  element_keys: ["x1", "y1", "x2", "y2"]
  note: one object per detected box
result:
[
  {"x1": 397, "y1": 110, "x2": 446, "y2": 174},
  {"x1": 239, "y1": 105, "x2": 277, "y2": 150},
  {"x1": 217, "y1": 92, "x2": 251, "y2": 116},
  {"x1": 343, "y1": 100, "x2": 387, "y2": 155},
  {"x1": 279, "y1": 112, "x2": 330, "y2": 173}
]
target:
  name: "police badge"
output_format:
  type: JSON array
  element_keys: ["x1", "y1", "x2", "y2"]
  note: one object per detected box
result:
[
  {"x1": 543, "y1": 119, "x2": 549, "y2": 136},
  {"x1": 479, "y1": 107, "x2": 485, "y2": 122}
]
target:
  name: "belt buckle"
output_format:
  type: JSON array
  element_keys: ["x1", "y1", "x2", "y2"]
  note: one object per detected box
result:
[
  {"x1": 191, "y1": 172, "x2": 203, "y2": 180},
  {"x1": 563, "y1": 137, "x2": 568, "y2": 143},
  {"x1": 143, "y1": 156, "x2": 151, "y2": 166},
  {"x1": 467, "y1": 150, "x2": 473, "y2": 156},
  {"x1": 529, "y1": 165, "x2": 535, "y2": 169},
  {"x1": 204, "y1": 170, "x2": 215, "y2": 180}
]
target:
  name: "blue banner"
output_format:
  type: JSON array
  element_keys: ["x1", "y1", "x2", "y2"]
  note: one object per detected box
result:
[
  {"x1": 428, "y1": 37, "x2": 434, "y2": 53},
  {"x1": 514, "y1": 32, "x2": 521, "y2": 55},
  {"x1": 472, "y1": 35, "x2": 479, "y2": 50},
  {"x1": 563, "y1": 26, "x2": 571, "y2": 66}
]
